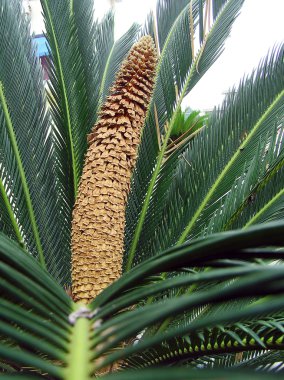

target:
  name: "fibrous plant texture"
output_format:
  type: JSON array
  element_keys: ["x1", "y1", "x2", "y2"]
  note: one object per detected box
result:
[{"x1": 71, "y1": 36, "x2": 157, "y2": 303}]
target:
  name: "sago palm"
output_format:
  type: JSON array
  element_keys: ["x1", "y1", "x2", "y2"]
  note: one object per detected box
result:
[{"x1": 1, "y1": 0, "x2": 284, "y2": 379}]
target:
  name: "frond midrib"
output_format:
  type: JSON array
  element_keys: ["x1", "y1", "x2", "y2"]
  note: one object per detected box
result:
[
  {"x1": 97, "y1": 43, "x2": 116, "y2": 110},
  {"x1": 123, "y1": 340, "x2": 284, "y2": 369},
  {"x1": 244, "y1": 187, "x2": 284, "y2": 228},
  {"x1": 0, "y1": 176, "x2": 23, "y2": 244},
  {"x1": 0, "y1": 82, "x2": 45, "y2": 267},
  {"x1": 178, "y1": 89, "x2": 284, "y2": 243},
  {"x1": 63, "y1": 303, "x2": 93, "y2": 380},
  {"x1": 41, "y1": 0, "x2": 78, "y2": 197}
]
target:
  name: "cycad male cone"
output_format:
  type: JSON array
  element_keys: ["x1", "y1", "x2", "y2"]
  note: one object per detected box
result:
[{"x1": 71, "y1": 36, "x2": 157, "y2": 303}]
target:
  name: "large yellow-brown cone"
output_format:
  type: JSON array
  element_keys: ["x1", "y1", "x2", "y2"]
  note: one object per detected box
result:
[{"x1": 71, "y1": 36, "x2": 157, "y2": 303}]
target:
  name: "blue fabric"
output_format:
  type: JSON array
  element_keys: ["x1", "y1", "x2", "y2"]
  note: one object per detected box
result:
[{"x1": 33, "y1": 35, "x2": 49, "y2": 57}]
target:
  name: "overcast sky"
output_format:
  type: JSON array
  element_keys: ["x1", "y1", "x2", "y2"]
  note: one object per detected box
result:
[{"x1": 94, "y1": 0, "x2": 284, "y2": 111}]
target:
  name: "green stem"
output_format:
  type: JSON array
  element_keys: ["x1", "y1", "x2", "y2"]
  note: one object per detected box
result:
[
  {"x1": 178, "y1": 89, "x2": 284, "y2": 244},
  {"x1": 64, "y1": 304, "x2": 92, "y2": 380},
  {"x1": 41, "y1": 0, "x2": 78, "y2": 197},
  {"x1": 0, "y1": 177, "x2": 23, "y2": 245},
  {"x1": 70, "y1": 0, "x2": 74, "y2": 13},
  {"x1": 0, "y1": 82, "x2": 46, "y2": 268}
]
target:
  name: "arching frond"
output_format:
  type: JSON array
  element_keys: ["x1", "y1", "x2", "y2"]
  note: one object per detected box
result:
[
  {"x1": 122, "y1": 317, "x2": 284, "y2": 369},
  {"x1": 100, "y1": 368, "x2": 282, "y2": 380},
  {"x1": 135, "y1": 44, "x2": 284, "y2": 262},
  {"x1": 124, "y1": 0, "x2": 245, "y2": 270},
  {"x1": 0, "y1": 233, "x2": 72, "y2": 377},
  {"x1": 1, "y1": 219, "x2": 284, "y2": 377},
  {"x1": 41, "y1": 0, "x2": 139, "y2": 202},
  {"x1": 91, "y1": 222, "x2": 284, "y2": 372},
  {"x1": 0, "y1": 0, "x2": 71, "y2": 284}
]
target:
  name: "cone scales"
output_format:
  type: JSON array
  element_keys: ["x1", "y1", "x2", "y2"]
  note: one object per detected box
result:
[{"x1": 71, "y1": 36, "x2": 157, "y2": 303}]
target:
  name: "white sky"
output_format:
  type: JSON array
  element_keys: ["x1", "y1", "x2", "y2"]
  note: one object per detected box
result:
[
  {"x1": 95, "y1": 0, "x2": 284, "y2": 111},
  {"x1": 28, "y1": 0, "x2": 284, "y2": 111}
]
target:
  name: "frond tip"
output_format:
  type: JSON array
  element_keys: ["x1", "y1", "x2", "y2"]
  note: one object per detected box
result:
[{"x1": 71, "y1": 36, "x2": 157, "y2": 303}]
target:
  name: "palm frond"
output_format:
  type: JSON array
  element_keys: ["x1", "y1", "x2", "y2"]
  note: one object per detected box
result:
[
  {"x1": 234, "y1": 164, "x2": 284, "y2": 229},
  {"x1": 2, "y1": 221, "x2": 284, "y2": 377},
  {"x1": 74, "y1": 6, "x2": 140, "y2": 129},
  {"x1": 41, "y1": 0, "x2": 89, "y2": 198},
  {"x1": 0, "y1": 0, "x2": 71, "y2": 284},
  {"x1": 124, "y1": 0, "x2": 245, "y2": 270},
  {"x1": 204, "y1": 104, "x2": 284, "y2": 235},
  {"x1": 0, "y1": 161, "x2": 21, "y2": 242},
  {"x1": 97, "y1": 21, "x2": 140, "y2": 109},
  {"x1": 42, "y1": 0, "x2": 139, "y2": 200},
  {"x1": 97, "y1": 220, "x2": 284, "y2": 308},
  {"x1": 122, "y1": 315, "x2": 284, "y2": 368},
  {"x1": 182, "y1": 350, "x2": 284, "y2": 371},
  {"x1": 124, "y1": 0, "x2": 202, "y2": 271},
  {"x1": 212, "y1": 0, "x2": 231, "y2": 18},
  {"x1": 155, "y1": 0, "x2": 190, "y2": 51},
  {"x1": 203, "y1": 123, "x2": 284, "y2": 234},
  {"x1": 235, "y1": 350, "x2": 284, "y2": 372},
  {"x1": 77, "y1": 221, "x2": 284, "y2": 372},
  {"x1": 0, "y1": 233, "x2": 72, "y2": 376},
  {"x1": 136, "y1": 44, "x2": 284, "y2": 261},
  {"x1": 72, "y1": 0, "x2": 100, "y2": 129},
  {"x1": 100, "y1": 368, "x2": 283, "y2": 380}
]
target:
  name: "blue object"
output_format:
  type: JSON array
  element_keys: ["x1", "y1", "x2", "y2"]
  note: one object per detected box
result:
[{"x1": 33, "y1": 34, "x2": 49, "y2": 57}]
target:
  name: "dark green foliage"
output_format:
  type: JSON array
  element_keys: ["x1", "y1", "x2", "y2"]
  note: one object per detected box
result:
[
  {"x1": 124, "y1": 0, "x2": 245, "y2": 270},
  {"x1": 143, "y1": 45, "x2": 284, "y2": 256},
  {"x1": 101, "y1": 368, "x2": 283, "y2": 380},
  {"x1": 41, "y1": 0, "x2": 139, "y2": 200},
  {"x1": 2, "y1": 221, "x2": 284, "y2": 376},
  {"x1": 0, "y1": 0, "x2": 71, "y2": 283}
]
